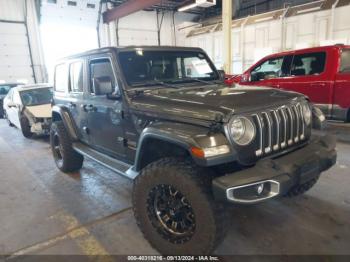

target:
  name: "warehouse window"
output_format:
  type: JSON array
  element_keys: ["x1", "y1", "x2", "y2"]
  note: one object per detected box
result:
[
  {"x1": 69, "y1": 61, "x2": 84, "y2": 93},
  {"x1": 67, "y1": 1, "x2": 77, "y2": 6},
  {"x1": 290, "y1": 52, "x2": 326, "y2": 76},
  {"x1": 87, "y1": 3, "x2": 96, "y2": 9},
  {"x1": 55, "y1": 64, "x2": 68, "y2": 92},
  {"x1": 340, "y1": 49, "x2": 350, "y2": 73}
]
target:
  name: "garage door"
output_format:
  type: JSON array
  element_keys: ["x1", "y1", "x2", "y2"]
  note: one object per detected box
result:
[{"x1": 0, "y1": 21, "x2": 34, "y2": 84}]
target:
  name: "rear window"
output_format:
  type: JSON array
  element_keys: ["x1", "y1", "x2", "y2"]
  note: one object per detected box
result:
[
  {"x1": 290, "y1": 52, "x2": 326, "y2": 76},
  {"x1": 340, "y1": 49, "x2": 350, "y2": 73},
  {"x1": 54, "y1": 64, "x2": 68, "y2": 92}
]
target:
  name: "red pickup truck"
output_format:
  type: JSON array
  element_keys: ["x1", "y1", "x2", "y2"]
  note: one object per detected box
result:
[{"x1": 227, "y1": 44, "x2": 350, "y2": 122}]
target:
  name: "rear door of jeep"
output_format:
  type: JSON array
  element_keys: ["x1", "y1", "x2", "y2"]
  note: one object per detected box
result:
[{"x1": 54, "y1": 61, "x2": 89, "y2": 143}]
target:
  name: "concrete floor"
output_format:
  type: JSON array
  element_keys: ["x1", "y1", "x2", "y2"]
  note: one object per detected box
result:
[{"x1": 0, "y1": 119, "x2": 349, "y2": 257}]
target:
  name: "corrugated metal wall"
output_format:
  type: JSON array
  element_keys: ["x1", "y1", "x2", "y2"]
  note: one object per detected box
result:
[
  {"x1": 0, "y1": 0, "x2": 46, "y2": 84},
  {"x1": 183, "y1": 3, "x2": 350, "y2": 74}
]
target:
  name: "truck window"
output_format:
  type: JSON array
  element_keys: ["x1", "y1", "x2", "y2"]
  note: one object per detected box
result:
[
  {"x1": 291, "y1": 52, "x2": 326, "y2": 76},
  {"x1": 340, "y1": 49, "x2": 350, "y2": 73},
  {"x1": 55, "y1": 64, "x2": 68, "y2": 92},
  {"x1": 89, "y1": 58, "x2": 116, "y2": 94},
  {"x1": 69, "y1": 61, "x2": 84, "y2": 93},
  {"x1": 250, "y1": 57, "x2": 284, "y2": 81}
]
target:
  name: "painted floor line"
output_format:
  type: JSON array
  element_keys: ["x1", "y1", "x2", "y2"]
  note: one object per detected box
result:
[{"x1": 6, "y1": 207, "x2": 132, "y2": 259}]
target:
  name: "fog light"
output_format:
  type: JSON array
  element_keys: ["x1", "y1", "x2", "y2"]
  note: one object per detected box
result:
[{"x1": 256, "y1": 183, "x2": 264, "y2": 195}]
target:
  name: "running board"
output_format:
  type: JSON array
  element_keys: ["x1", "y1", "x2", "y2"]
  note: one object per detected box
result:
[{"x1": 72, "y1": 142, "x2": 138, "y2": 180}]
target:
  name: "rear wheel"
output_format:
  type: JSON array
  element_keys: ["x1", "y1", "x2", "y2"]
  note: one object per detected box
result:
[
  {"x1": 20, "y1": 116, "x2": 33, "y2": 138},
  {"x1": 133, "y1": 158, "x2": 228, "y2": 255},
  {"x1": 4, "y1": 111, "x2": 13, "y2": 127},
  {"x1": 50, "y1": 121, "x2": 83, "y2": 172}
]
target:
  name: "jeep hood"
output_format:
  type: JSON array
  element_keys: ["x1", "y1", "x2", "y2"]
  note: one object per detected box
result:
[
  {"x1": 25, "y1": 104, "x2": 52, "y2": 118},
  {"x1": 130, "y1": 84, "x2": 305, "y2": 123}
]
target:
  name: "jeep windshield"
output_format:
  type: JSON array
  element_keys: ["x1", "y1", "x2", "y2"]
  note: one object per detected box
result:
[
  {"x1": 20, "y1": 88, "x2": 53, "y2": 107},
  {"x1": 118, "y1": 50, "x2": 220, "y2": 87}
]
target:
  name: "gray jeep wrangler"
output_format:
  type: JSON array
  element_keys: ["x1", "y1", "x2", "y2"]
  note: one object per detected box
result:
[{"x1": 50, "y1": 46, "x2": 336, "y2": 255}]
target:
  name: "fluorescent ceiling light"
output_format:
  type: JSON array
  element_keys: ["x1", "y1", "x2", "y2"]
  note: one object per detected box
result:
[
  {"x1": 296, "y1": 6, "x2": 321, "y2": 14},
  {"x1": 178, "y1": 3, "x2": 198, "y2": 12},
  {"x1": 255, "y1": 16, "x2": 274, "y2": 23}
]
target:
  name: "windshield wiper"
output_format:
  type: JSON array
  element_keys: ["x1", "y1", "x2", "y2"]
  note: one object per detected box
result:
[
  {"x1": 131, "y1": 80, "x2": 179, "y2": 89},
  {"x1": 172, "y1": 78, "x2": 219, "y2": 85}
]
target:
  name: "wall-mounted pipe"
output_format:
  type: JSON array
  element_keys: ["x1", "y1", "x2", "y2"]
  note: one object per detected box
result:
[
  {"x1": 96, "y1": 0, "x2": 103, "y2": 48},
  {"x1": 280, "y1": 6, "x2": 289, "y2": 51},
  {"x1": 24, "y1": 0, "x2": 37, "y2": 83},
  {"x1": 329, "y1": 0, "x2": 340, "y2": 40}
]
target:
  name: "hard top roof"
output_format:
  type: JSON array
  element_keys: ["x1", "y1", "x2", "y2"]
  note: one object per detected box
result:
[{"x1": 60, "y1": 46, "x2": 205, "y2": 61}]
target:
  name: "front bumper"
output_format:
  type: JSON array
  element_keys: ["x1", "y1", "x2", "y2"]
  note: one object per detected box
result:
[
  {"x1": 30, "y1": 121, "x2": 51, "y2": 135},
  {"x1": 212, "y1": 134, "x2": 336, "y2": 204}
]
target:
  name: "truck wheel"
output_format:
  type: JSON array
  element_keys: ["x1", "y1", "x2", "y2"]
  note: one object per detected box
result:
[
  {"x1": 285, "y1": 176, "x2": 319, "y2": 197},
  {"x1": 50, "y1": 121, "x2": 83, "y2": 173},
  {"x1": 133, "y1": 158, "x2": 228, "y2": 255},
  {"x1": 20, "y1": 116, "x2": 33, "y2": 138}
]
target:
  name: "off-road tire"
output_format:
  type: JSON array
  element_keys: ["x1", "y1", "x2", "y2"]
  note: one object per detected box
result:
[
  {"x1": 20, "y1": 116, "x2": 33, "y2": 138},
  {"x1": 4, "y1": 111, "x2": 14, "y2": 127},
  {"x1": 285, "y1": 176, "x2": 319, "y2": 197},
  {"x1": 50, "y1": 121, "x2": 83, "y2": 172},
  {"x1": 132, "y1": 157, "x2": 228, "y2": 255}
]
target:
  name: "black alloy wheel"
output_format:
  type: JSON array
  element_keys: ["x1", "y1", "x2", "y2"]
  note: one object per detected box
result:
[{"x1": 147, "y1": 184, "x2": 196, "y2": 244}]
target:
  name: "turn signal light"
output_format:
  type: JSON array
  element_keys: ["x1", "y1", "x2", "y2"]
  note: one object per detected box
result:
[{"x1": 191, "y1": 145, "x2": 230, "y2": 158}]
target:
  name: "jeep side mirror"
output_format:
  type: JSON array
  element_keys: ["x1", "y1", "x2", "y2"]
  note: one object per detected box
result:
[
  {"x1": 217, "y1": 70, "x2": 225, "y2": 81},
  {"x1": 92, "y1": 76, "x2": 114, "y2": 96}
]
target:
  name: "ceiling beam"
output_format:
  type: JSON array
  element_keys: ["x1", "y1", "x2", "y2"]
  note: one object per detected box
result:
[{"x1": 103, "y1": 0, "x2": 162, "y2": 23}]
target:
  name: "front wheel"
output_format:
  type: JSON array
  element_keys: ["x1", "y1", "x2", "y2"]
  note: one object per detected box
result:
[
  {"x1": 50, "y1": 121, "x2": 83, "y2": 173},
  {"x1": 20, "y1": 116, "x2": 33, "y2": 138},
  {"x1": 132, "y1": 158, "x2": 228, "y2": 255}
]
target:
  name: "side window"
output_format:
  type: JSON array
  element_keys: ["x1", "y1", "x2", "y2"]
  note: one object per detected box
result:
[
  {"x1": 250, "y1": 57, "x2": 284, "y2": 81},
  {"x1": 55, "y1": 64, "x2": 69, "y2": 92},
  {"x1": 291, "y1": 52, "x2": 326, "y2": 76},
  {"x1": 89, "y1": 58, "x2": 116, "y2": 95},
  {"x1": 340, "y1": 49, "x2": 350, "y2": 73},
  {"x1": 69, "y1": 61, "x2": 84, "y2": 93}
]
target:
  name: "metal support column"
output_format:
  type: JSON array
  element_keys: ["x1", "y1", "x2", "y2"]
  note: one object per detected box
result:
[{"x1": 222, "y1": 0, "x2": 232, "y2": 74}]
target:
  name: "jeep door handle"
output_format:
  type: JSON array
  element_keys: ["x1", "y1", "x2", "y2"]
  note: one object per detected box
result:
[
  {"x1": 83, "y1": 104, "x2": 96, "y2": 112},
  {"x1": 69, "y1": 102, "x2": 76, "y2": 108}
]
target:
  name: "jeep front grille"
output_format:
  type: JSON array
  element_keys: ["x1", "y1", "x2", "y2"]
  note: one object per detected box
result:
[{"x1": 252, "y1": 103, "x2": 306, "y2": 157}]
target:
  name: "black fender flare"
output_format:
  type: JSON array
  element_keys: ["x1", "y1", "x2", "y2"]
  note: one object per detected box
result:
[
  {"x1": 51, "y1": 105, "x2": 79, "y2": 140},
  {"x1": 134, "y1": 122, "x2": 235, "y2": 171}
]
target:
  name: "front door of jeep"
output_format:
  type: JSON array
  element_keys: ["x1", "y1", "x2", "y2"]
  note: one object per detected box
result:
[{"x1": 85, "y1": 56, "x2": 126, "y2": 158}]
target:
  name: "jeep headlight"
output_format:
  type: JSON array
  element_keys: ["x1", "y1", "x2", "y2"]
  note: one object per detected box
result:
[
  {"x1": 302, "y1": 103, "x2": 312, "y2": 125},
  {"x1": 229, "y1": 117, "x2": 255, "y2": 146}
]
